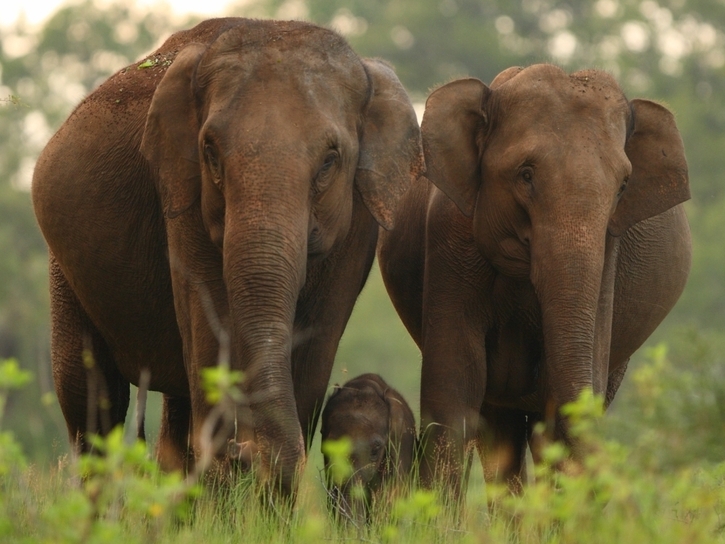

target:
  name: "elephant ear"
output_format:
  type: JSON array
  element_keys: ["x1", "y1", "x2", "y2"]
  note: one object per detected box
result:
[
  {"x1": 384, "y1": 389, "x2": 416, "y2": 479},
  {"x1": 356, "y1": 59, "x2": 425, "y2": 230},
  {"x1": 141, "y1": 44, "x2": 206, "y2": 218},
  {"x1": 608, "y1": 99, "x2": 690, "y2": 236},
  {"x1": 420, "y1": 78, "x2": 490, "y2": 217}
]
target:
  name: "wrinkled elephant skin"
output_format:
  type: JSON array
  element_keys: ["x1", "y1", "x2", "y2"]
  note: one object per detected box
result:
[
  {"x1": 378, "y1": 64, "x2": 691, "y2": 499},
  {"x1": 32, "y1": 18, "x2": 423, "y2": 500}
]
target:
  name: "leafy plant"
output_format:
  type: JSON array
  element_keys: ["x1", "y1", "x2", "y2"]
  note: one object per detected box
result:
[{"x1": 321, "y1": 436, "x2": 353, "y2": 486}]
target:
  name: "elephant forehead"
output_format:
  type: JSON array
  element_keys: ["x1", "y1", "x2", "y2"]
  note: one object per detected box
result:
[
  {"x1": 495, "y1": 67, "x2": 628, "y2": 127},
  {"x1": 196, "y1": 54, "x2": 369, "y2": 130},
  {"x1": 208, "y1": 19, "x2": 353, "y2": 56},
  {"x1": 328, "y1": 419, "x2": 387, "y2": 444},
  {"x1": 324, "y1": 396, "x2": 389, "y2": 431},
  {"x1": 204, "y1": 47, "x2": 363, "y2": 82},
  {"x1": 196, "y1": 22, "x2": 368, "y2": 95},
  {"x1": 491, "y1": 95, "x2": 628, "y2": 157},
  {"x1": 498, "y1": 64, "x2": 624, "y2": 100}
]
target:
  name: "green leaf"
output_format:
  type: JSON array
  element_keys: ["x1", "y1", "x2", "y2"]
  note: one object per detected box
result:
[
  {"x1": 201, "y1": 366, "x2": 244, "y2": 405},
  {"x1": 137, "y1": 58, "x2": 156, "y2": 69},
  {"x1": 0, "y1": 359, "x2": 32, "y2": 390},
  {"x1": 321, "y1": 436, "x2": 353, "y2": 484}
]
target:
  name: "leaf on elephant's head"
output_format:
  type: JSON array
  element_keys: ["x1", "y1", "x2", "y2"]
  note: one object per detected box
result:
[{"x1": 137, "y1": 58, "x2": 156, "y2": 69}]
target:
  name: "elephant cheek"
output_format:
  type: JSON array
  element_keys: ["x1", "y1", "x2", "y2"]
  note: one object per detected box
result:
[
  {"x1": 202, "y1": 184, "x2": 225, "y2": 249},
  {"x1": 207, "y1": 218, "x2": 225, "y2": 250},
  {"x1": 308, "y1": 186, "x2": 354, "y2": 257},
  {"x1": 473, "y1": 190, "x2": 532, "y2": 277}
]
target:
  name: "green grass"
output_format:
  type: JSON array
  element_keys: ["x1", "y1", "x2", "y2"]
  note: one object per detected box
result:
[
  {"x1": 2, "y1": 432, "x2": 724, "y2": 543},
  {"x1": 3, "y1": 276, "x2": 725, "y2": 542},
  {"x1": 1, "y1": 385, "x2": 724, "y2": 543}
]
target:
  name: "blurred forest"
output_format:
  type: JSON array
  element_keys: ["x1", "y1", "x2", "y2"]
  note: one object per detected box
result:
[{"x1": 0, "y1": 0, "x2": 723, "y2": 467}]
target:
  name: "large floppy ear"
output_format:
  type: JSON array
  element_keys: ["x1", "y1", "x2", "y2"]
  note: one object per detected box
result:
[
  {"x1": 140, "y1": 44, "x2": 206, "y2": 218},
  {"x1": 356, "y1": 59, "x2": 425, "y2": 230},
  {"x1": 384, "y1": 389, "x2": 416, "y2": 478},
  {"x1": 608, "y1": 99, "x2": 690, "y2": 236},
  {"x1": 420, "y1": 78, "x2": 490, "y2": 217}
]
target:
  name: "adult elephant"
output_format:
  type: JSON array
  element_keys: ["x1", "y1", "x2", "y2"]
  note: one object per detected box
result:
[
  {"x1": 32, "y1": 18, "x2": 423, "y2": 499},
  {"x1": 378, "y1": 64, "x2": 691, "y2": 499}
]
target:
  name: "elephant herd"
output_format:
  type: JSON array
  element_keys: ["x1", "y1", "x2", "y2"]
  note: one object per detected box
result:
[{"x1": 31, "y1": 18, "x2": 691, "y2": 511}]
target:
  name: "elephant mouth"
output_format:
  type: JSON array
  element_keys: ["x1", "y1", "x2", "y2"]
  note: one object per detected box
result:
[
  {"x1": 485, "y1": 238, "x2": 531, "y2": 279},
  {"x1": 492, "y1": 255, "x2": 531, "y2": 279}
]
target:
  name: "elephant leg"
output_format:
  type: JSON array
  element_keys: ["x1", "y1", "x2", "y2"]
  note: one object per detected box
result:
[
  {"x1": 163, "y1": 210, "x2": 238, "y2": 473},
  {"x1": 478, "y1": 405, "x2": 529, "y2": 495},
  {"x1": 418, "y1": 198, "x2": 489, "y2": 501},
  {"x1": 419, "y1": 300, "x2": 487, "y2": 500},
  {"x1": 49, "y1": 255, "x2": 130, "y2": 453},
  {"x1": 526, "y1": 413, "x2": 545, "y2": 467},
  {"x1": 292, "y1": 197, "x2": 379, "y2": 449},
  {"x1": 156, "y1": 394, "x2": 194, "y2": 472},
  {"x1": 291, "y1": 328, "x2": 345, "y2": 451},
  {"x1": 181, "y1": 289, "x2": 238, "y2": 475}
]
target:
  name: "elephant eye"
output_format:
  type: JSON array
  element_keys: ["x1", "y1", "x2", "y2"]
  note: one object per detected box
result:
[
  {"x1": 314, "y1": 149, "x2": 339, "y2": 192},
  {"x1": 617, "y1": 177, "x2": 629, "y2": 198},
  {"x1": 519, "y1": 165, "x2": 534, "y2": 184},
  {"x1": 321, "y1": 150, "x2": 339, "y2": 171},
  {"x1": 371, "y1": 438, "x2": 384, "y2": 457}
]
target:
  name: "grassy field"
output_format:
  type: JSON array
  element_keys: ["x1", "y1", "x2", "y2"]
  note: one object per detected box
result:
[
  {"x1": 2, "y1": 268, "x2": 724, "y2": 542},
  {"x1": 2, "y1": 419, "x2": 724, "y2": 543},
  {"x1": 2, "y1": 359, "x2": 725, "y2": 543}
]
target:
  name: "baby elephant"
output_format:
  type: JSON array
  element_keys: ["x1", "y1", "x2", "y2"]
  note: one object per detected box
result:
[{"x1": 321, "y1": 373, "x2": 416, "y2": 521}]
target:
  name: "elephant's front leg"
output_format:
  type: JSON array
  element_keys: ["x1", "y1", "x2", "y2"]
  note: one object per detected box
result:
[
  {"x1": 292, "y1": 201, "x2": 379, "y2": 449},
  {"x1": 478, "y1": 404, "x2": 529, "y2": 495},
  {"x1": 164, "y1": 214, "x2": 238, "y2": 476},
  {"x1": 156, "y1": 394, "x2": 194, "y2": 472},
  {"x1": 419, "y1": 261, "x2": 490, "y2": 502},
  {"x1": 178, "y1": 276, "x2": 240, "y2": 474},
  {"x1": 419, "y1": 337, "x2": 486, "y2": 501}
]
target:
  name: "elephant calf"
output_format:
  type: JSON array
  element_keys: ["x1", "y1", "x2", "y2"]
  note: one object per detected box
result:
[{"x1": 321, "y1": 373, "x2": 416, "y2": 521}]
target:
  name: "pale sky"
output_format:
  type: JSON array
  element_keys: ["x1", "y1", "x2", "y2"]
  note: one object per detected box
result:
[{"x1": 1, "y1": 0, "x2": 233, "y2": 28}]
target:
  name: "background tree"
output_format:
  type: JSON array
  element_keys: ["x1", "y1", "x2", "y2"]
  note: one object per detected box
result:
[{"x1": 0, "y1": 1, "x2": 193, "y2": 458}]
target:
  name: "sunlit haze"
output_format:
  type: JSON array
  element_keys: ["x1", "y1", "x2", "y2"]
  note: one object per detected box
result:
[{"x1": 1, "y1": 0, "x2": 232, "y2": 28}]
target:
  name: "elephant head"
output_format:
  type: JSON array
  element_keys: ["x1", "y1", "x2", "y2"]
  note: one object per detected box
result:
[
  {"x1": 140, "y1": 20, "x2": 423, "y2": 496},
  {"x1": 420, "y1": 64, "x2": 689, "y2": 450},
  {"x1": 320, "y1": 373, "x2": 416, "y2": 522}
]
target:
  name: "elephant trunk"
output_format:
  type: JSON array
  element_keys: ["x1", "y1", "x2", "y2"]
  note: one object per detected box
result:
[
  {"x1": 529, "y1": 210, "x2": 612, "y2": 451},
  {"x1": 223, "y1": 174, "x2": 309, "y2": 498}
]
